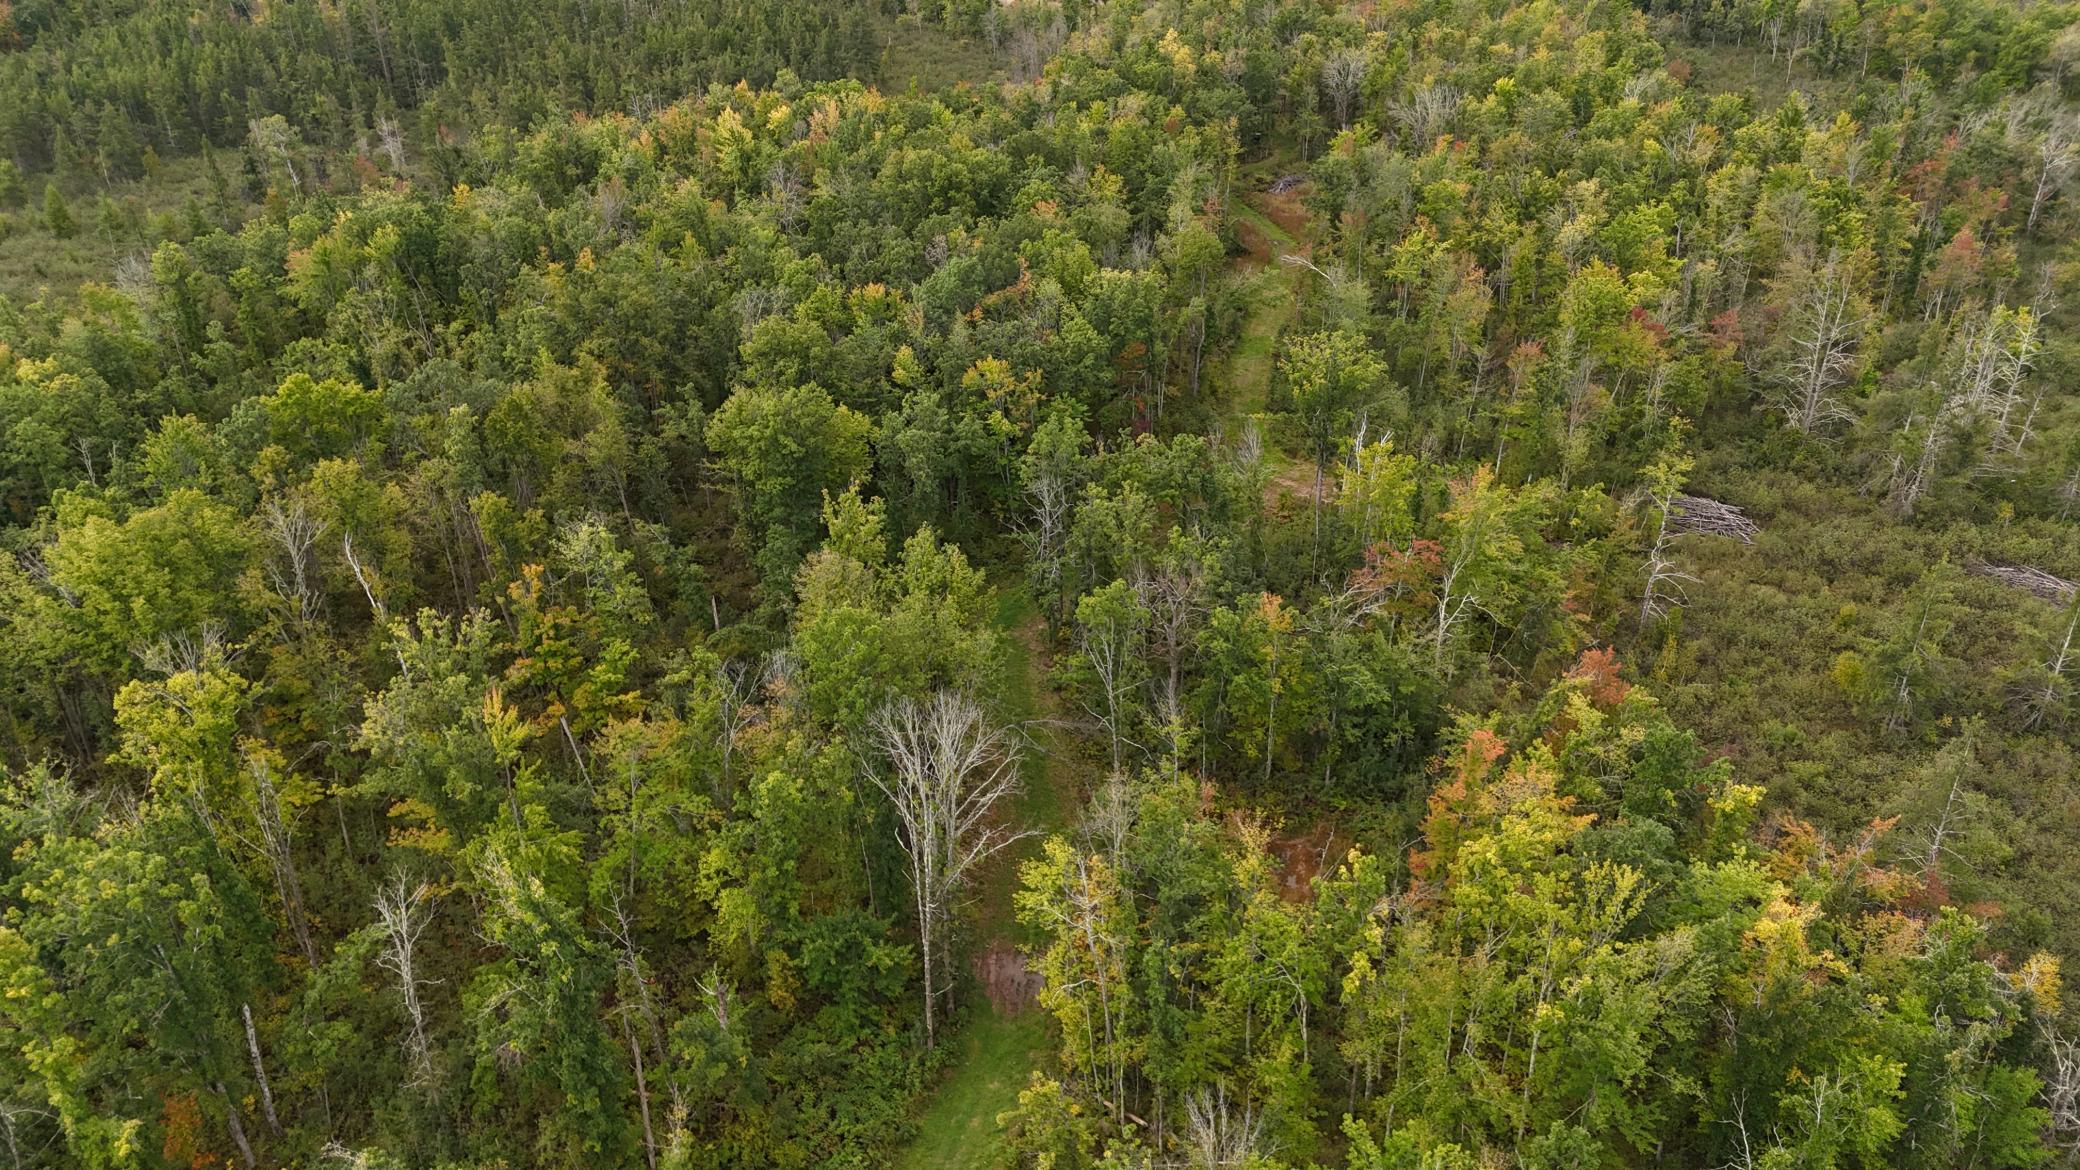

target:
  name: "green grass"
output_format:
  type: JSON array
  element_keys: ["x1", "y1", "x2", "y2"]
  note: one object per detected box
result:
[
  {"x1": 1231, "y1": 194, "x2": 1296, "y2": 247},
  {"x1": 1222, "y1": 262, "x2": 1301, "y2": 429},
  {"x1": 888, "y1": 585, "x2": 1076, "y2": 1168},
  {"x1": 875, "y1": 14, "x2": 1008, "y2": 94},
  {"x1": 1668, "y1": 36, "x2": 1855, "y2": 115},
  {"x1": 1215, "y1": 188, "x2": 1311, "y2": 470},
  {"x1": 896, "y1": 1010, "x2": 1050, "y2": 1170},
  {"x1": 0, "y1": 154, "x2": 243, "y2": 304},
  {"x1": 992, "y1": 586, "x2": 1075, "y2": 833}
]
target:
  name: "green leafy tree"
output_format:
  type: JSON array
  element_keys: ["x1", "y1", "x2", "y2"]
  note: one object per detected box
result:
[{"x1": 706, "y1": 382, "x2": 873, "y2": 596}]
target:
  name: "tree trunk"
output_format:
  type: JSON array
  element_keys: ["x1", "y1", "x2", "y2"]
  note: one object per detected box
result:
[
  {"x1": 215, "y1": 1082, "x2": 257, "y2": 1168},
  {"x1": 625, "y1": 1016, "x2": 658, "y2": 1170},
  {"x1": 242, "y1": 1004, "x2": 282, "y2": 1135}
]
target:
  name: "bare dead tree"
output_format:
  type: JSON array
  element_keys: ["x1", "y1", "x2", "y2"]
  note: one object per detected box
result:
[
  {"x1": 1899, "y1": 728, "x2": 1980, "y2": 888},
  {"x1": 1136, "y1": 552, "x2": 1211, "y2": 726},
  {"x1": 1389, "y1": 83, "x2": 1460, "y2": 147},
  {"x1": 341, "y1": 529, "x2": 415, "y2": 675},
  {"x1": 1887, "y1": 408, "x2": 1948, "y2": 520},
  {"x1": 696, "y1": 969, "x2": 735, "y2": 1034},
  {"x1": 605, "y1": 894, "x2": 681, "y2": 1170},
  {"x1": 18, "y1": 547, "x2": 77, "y2": 606},
  {"x1": 716, "y1": 654, "x2": 781, "y2": 793},
  {"x1": 1023, "y1": 463, "x2": 1073, "y2": 629},
  {"x1": 1967, "y1": 561, "x2": 2077, "y2": 603},
  {"x1": 0, "y1": 1099, "x2": 50, "y2": 1170},
  {"x1": 2015, "y1": 590, "x2": 2080, "y2": 730},
  {"x1": 320, "y1": 1143, "x2": 396, "y2": 1169},
  {"x1": 1771, "y1": 251, "x2": 1867, "y2": 435},
  {"x1": 374, "y1": 114, "x2": 408, "y2": 174},
  {"x1": 866, "y1": 692, "x2": 1029, "y2": 1049},
  {"x1": 247, "y1": 752, "x2": 320, "y2": 970},
  {"x1": 595, "y1": 173, "x2": 631, "y2": 238},
  {"x1": 1985, "y1": 309, "x2": 2042, "y2": 459},
  {"x1": 1234, "y1": 416, "x2": 1264, "y2": 475},
  {"x1": 763, "y1": 162, "x2": 805, "y2": 230},
  {"x1": 261, "y1": 497, "x2": 328, "y2": 629},
  {"x1": 2046, "y1": 1019, "x2": 2080, "y2": 1154},
  {"x1": 113, "y1": 252, "x2": 152, "y2": 300},
  {"x1": 1890, "y1": 308, "x2": 2038, "y2": 514},
  {"x1": 1074, "y1": 593, "x2": 1146, "y2": 773},
  {"x1": 1429, "y1": 554, "x2": 1484, "y2": 672},
  {"x1": 1321, "y1": 48, "x2": 1369, "y2": 130},
  {"x1": 1640, "y1": 487, "x2": 1700, "y2": 624},
  {"x1": 373, "y1": 875, "x2": 437, "y2": 1086},
  {"x1": 1184, "y1": 1082, "x2": 1267, "y2": 1169},
  {"x1": 2029, "y1": 115, "x2": 2076, "y2": 234},
  {"x1": 242, "y1": 1002, "x2": 282, "y2": 1135},
  {"x1": 341, "y1": 531, "x2": 388, "y2": 626},
  {"x1": 247, "y1": 116, "x2": 303, "y2": 196},
  {"x1": 1713, "y1": 1089, "x2": 1762, "y2": 1170},
  {"x1": 133, "y1": 622, "x2": 230, "y2": 677},
  {"x1": 214, "y1": 1079, "x2": 258, "y2": 1167},
  {"x1": 1080, "y1": 773, "x2": 1136, "y2": 873}
]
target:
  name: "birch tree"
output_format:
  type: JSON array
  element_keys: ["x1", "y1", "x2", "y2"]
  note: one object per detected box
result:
[
  {"x1": 1018, "y1": 837, "x2": 1132, "y2": 1125},
  {"x1": 1071, "y1": 580, "x2": 1149, "y2": 772},
  {"x1": 259, "y1": 497, "x2": 327, "y2": 629},
  {"x1": 867, "y1": 691, "x2": 1028, "y2": 1049},
  {"x1": 1022, "y1": 411, "x2": 1089, "y2": 631},
  {"x1": 243, "y1": 748, "x2": 319, "y2": 971},
  {"x1": 1282, "y1": 331, "x2": 1388, "y2": 566},
  {"x1": 1427, "y1": 468, "x2": 1555, "y2": 670}
]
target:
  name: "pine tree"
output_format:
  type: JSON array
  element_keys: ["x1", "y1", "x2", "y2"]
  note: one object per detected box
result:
[{"x1": 42, "y1": 180, "x2": 75, "y2": 238}]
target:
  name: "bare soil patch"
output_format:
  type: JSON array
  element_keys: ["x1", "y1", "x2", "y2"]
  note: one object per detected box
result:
[
  {"x1": 973, "y1": 938, "x2": 1044, "y2": 1014},
  {"x1": 1267, "y1": 821, "x2": 1343, "y2": 903}
]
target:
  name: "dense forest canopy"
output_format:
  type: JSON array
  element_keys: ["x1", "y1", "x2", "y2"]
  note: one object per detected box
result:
[
  {"x1": 0, "y1": 0, "x2": 885, "y2": 178},
  {"x1": 2, "y1": 0, "x2": 2080, "y2": 1167}
]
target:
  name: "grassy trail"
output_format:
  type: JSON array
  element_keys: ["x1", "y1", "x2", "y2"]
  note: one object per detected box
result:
[
  {"x1": 1218, "y1": 168, "x2": 1320, "y2": 504},
  {"x1": 892, "y1": 588, "x2": 1080, "y2": 1170},
  {"x1": 894, "y1": 165, "x2": 1319, "y2": 1168},
  {"x1": 1220, "y1": 194, "x2": 1303, "y2": 429}
]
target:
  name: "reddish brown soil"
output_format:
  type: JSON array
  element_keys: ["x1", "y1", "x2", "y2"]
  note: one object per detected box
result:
[
  {"x1": 1264, "y1": 461, "x2": 1325, "y2": 507},
  {"x1": 1267, "y1": 821, "x2": 1343, "y2": 903},
  {"x1": 973, "y1": 938, "x2": 1044, "y2": 1014},
  {"x1": 1235, "y1": 215, "x2": 1277, "y2": 269}
]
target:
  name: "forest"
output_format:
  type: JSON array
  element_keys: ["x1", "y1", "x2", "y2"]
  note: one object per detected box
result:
[{"x1": 2, "y1": 0, "x2": 2080, "y2": 1166}]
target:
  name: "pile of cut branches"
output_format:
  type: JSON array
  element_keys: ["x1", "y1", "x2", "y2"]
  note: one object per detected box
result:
[
  {"x1": 1968, "y1": 561, "x2": 2077, "y2": 603},
  {"x1": 1668, "y1": 495, "x2": 1760, "y2": 542}
]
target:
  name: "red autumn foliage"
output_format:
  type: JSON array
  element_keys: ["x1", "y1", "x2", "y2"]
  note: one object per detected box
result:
[{"x1": 1566, "y1": 646, "x2": 1632, "y2": 708}]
